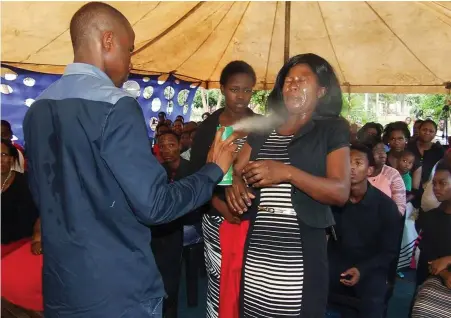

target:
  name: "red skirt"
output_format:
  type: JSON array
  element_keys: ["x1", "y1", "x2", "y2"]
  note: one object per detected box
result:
[
  {"x1": 218, "y1": 220, "x2": 249, "y2": 318},
  {"x1": 1, "y1": 238, "x2": 29, "y2": 258},
  {"x1": 1, "y1": 241, "x2": 43, "y2": 311}
]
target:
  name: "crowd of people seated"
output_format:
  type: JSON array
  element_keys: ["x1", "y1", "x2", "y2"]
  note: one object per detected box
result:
[{"x1": 2, "y1": 58, "x2": 451, "y2": 318}]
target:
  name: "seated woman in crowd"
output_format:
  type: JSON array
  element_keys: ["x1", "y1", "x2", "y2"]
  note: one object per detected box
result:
[
  {"x1": 408, "y1": 119, "x2": 444, "y2": 186},
  {"x1": 367, "y1": 137, "x2": 406, "y2": 215},
  {"x1": 384, "y1": 121, "x2": 422, "y2": 191},
  {"x1": 1, "y1": 138, "x2": 38, "y2": 255},
  {"x1": 1, "y1": 120, "x2": 26, "y2": 173},
  {"x1": 415, "y1": 159, "x2": 451, "y2": 287},
  {"x1": 226, "y1": 53, "x2": 350, "y2": 317},
  {"x1": 411, "y1": 160, "x2": 451, "y2": 317},
  {"x1": 189, "y1": 60, "x2": 260, "y2": 318},
  {"x1": 1, "y1": 138, "x2": 43, "y2": 311},
  {"x1": 357, "y1": 122, "x2": 383, "y2": 144},
  {"x1": 412, "y1": 255, "x2": 451, "y2": 318}
]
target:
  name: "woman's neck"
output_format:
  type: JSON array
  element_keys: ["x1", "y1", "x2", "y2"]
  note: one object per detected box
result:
[
  {"x1": 1, "y1": 171, "x2": 11, "y2": 184},
  {"x1": 372, "y1": 165, "x2": 383, "y2": 177},
  {"x1": 389, "y1": 150, "x2": 403, "y2": 158},
  {"x1": 278, "y1": 112, "x2": 312, "y2": 135},
  {"x1": 440, "y1": 201, "x2": 451, "y2": 214},
  {"x1": 416, "y1": 139, "x2": 432, "y2": 151}
]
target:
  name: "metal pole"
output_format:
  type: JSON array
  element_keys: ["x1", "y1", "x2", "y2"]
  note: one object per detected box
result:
[{"x1": 284, "y1": 1, "x2": 291, "y2": 62}]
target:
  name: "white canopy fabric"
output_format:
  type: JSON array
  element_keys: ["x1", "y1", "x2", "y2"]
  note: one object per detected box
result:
[{"x1": 2, "y1": 1, "x2": 451, "y2": 93}]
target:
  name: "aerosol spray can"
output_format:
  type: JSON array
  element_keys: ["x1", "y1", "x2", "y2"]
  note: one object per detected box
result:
[{"x1": 217, "y1": 125, "x2": 234, "y2": 186}]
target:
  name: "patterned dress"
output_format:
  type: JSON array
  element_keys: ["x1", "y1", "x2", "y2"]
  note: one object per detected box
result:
[
  {"x1": 203, "y1": 137, "x2": 246, "y2": 318},
  {"x1": 242, "y1": 131, "x2": 304, "y2": 317}
]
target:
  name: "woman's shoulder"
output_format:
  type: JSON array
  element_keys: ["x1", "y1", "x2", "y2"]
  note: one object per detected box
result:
[
  {"x1": 196, "y1": 109, "x2": 222, "y2": 132},
  {"x1": 314, "y1": 116, "x2": 350, "y2": 132},
  {"x1": 314, "y1": 116, "x2": 350, "y2": 149},
  {"x1": 382, "y1": 164, "x2": 402, "y2": 177},
  {"x1": 12, "y1": 172, "x2": 28, "y2": 186}
]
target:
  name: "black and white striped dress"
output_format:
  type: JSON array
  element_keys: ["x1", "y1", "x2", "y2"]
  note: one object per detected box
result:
[
  {"x1": 243, "y1": 131, "x2": 304, "y2": 317},
  {"x1": 203, "y1": 137, "x2": 247, "y2": 318},
  {"x1": 412, "y1": 276, "x2": 451, "y2": 318}
]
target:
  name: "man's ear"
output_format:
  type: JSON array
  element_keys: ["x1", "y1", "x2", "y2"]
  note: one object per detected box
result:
[
  {"x1": 220, "y1": 85, "x2": 225, "y2": 96},
  {"x1": 102, "y1": 31, "x2": 114, "y2": 51}
]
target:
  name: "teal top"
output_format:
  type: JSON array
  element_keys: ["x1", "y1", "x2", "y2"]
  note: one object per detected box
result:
[{"x1": 401, "y1": 172, "x2": 412, "y2": 192}]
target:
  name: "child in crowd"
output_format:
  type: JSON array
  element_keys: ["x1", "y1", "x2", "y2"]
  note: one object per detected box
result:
[{"x1": 397, "y1": 150, "x2": 416, "y2": 202}]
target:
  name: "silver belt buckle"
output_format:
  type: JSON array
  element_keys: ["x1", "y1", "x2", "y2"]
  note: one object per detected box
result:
[{"x1": 258, "y1": 206, "x2": 296, "y2": 215}]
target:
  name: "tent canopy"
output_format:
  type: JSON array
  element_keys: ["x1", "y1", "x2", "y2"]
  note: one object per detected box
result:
[{"x1": 2, "y1": 1, "x2": 451, "y2": 93}]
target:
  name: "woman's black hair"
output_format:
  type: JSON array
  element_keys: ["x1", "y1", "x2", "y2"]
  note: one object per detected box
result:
[
  {"x1": 357, "y1": 122, "x2": 383, "y2": 141},
  {"x1": 219, "y1": 61, "x2": 257, "y2": 86},
  {"x1": 414, "y1": 119, "x2": 424, "y2": 127},
  {"x1": 267, "y1": 53, "x2": 342, "y2": 117},
  {"x1": 350, "y1": 142, "x2": 376, "y2": 167},
  {"x1": 382, "y1": 121, "x2": 411, "y2": 144},
  {"x1": 1, "y1": 138, "x2": 19, "y2": 167},
  {"x1": 400, "y1": 149, "x2": 415, "y2": 159},
  {"x1": 419, "y1": 119, "x2": 438, "y2": 132},
  {"x1": 363, "y1": 135, "x2": 384, "y2": 150}
]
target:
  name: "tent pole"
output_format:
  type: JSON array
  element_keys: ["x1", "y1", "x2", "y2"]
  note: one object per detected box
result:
[{"x1": 284, "y1": 1, "x2": 291, "y2": 62}]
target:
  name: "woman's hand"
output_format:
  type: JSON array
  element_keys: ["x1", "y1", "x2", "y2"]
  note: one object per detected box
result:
[
  {"x1": 31, "y1": 240, "x2": 42, "y2": 255},
  {"x1": 211, "y1": 195, "x2": 241, "y2": 225},
  {"x1": 439, "y1": 270, "x2": 451, "y2": 289},
  {"x1": 225, "y1": 176, "x2": 255, "y2": 214},
  {"x1": 242, "y1": 160, "x2": 291, "y2": 188},
  {"x1": 429, "y1": 256, "x2": 451, "y2": 275}
]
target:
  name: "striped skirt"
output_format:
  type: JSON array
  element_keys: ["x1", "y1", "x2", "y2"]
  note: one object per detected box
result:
[
  {"x1": 242, "y1": 212, "x2": 304, "y2": 317},
  {"x1": 202, "y1": 214, "x2": 224, "y2": 318},
  {"x1": 412, "y1": 276, "x2": 451, "y2": 318}
]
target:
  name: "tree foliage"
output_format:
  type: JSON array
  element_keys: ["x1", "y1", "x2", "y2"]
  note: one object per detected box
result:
[
  {"x1": 191, "y1": 88, "x2": 448, "y2": 124},
  {"x1": 192, "y1": 89, "x2": 270, "y2": 114},
  {"x1": 409, "y1": 94, "x2": 447, "y2": 120},
  {"x1": 341, "y1": 93, "x2": 377, "y2": 124}
]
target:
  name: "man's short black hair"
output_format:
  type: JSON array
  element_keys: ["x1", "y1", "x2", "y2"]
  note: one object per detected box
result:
[
  {"x1": 158, "y1": 131, "x2": 180, "y2": 142},
  {"x1": 350, "y1": 142, "x2": 376, "y2": 167},
  {"x1": 69, "y1": 2, "x2": 129, "y2": 51},
  {"x1": 1, "y1": 120, "x2": 12, "y2": 132}
]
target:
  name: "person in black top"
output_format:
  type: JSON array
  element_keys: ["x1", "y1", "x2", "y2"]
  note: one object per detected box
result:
[
  {"x1": 357, "y1": 122, "x2": 383, "y2": 143},
  {"x1": 383, "y1": 121, "x2": 422, "y2": 189},
  {"x1": 329, "y1": 143, "x2": 401, "y2": 318},
  {"x1": 150, "y1": 131, "x2": 192, "y2": 318},
  {"x1": 189, "y1": 60, "x2": 259, "y2": 318},
  {"x1": 415, "y1": 159, "x2": 451, "y2": 287},
  {"x1": 158, "y1": 111, "x2": 167, "y2": 125},
  {"x1": 227, "y1": 54, "x2": 350, "y2": 317},
  {"x1": 408, "y1": 119, "x2": 444, "y2": 185},
  {"x1": 1, "y1": 138, "x2": 38, "y2": 248}
]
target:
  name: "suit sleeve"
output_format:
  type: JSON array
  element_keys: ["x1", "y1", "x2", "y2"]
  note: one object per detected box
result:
[{"x1": 100, "y1": 97, "x2": 223, "y2": 225}]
